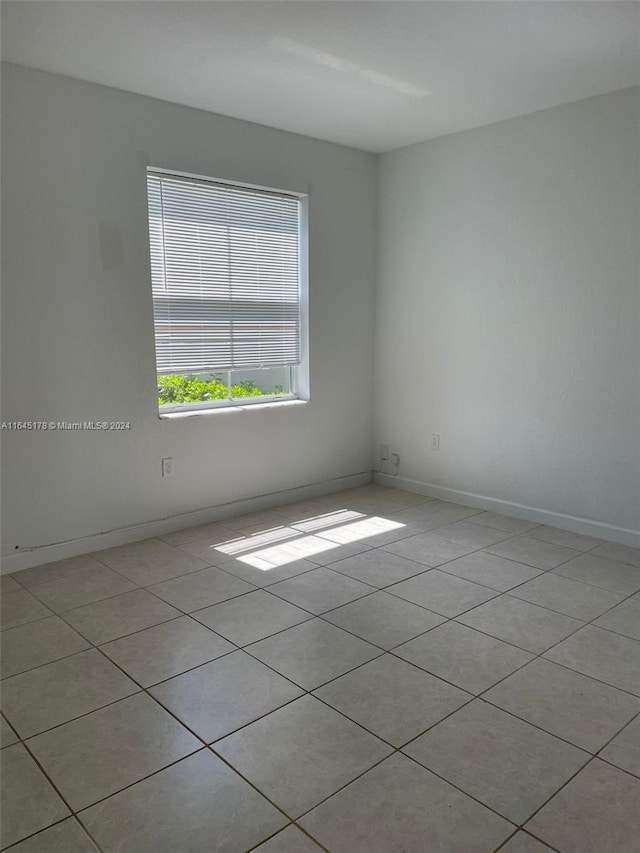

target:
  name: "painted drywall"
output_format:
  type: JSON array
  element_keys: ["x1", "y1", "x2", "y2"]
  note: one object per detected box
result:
[
  {"x1": 375, "y1": 87, "x2": 640, "y2": 535},
  {"x1": 1, "y1": 63, "x2": 376, "y2": 557}
]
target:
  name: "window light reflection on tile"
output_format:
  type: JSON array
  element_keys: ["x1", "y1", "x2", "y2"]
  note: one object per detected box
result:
[
  {"x1": 317, "y1": 517, "x2": 405, "y2": 544},
  {"x1": 214, "y1": 527, "x2": 299, "y2": 558},
  {"x1": 238, "y1": 535, "x2": 340, "y2": 569},
  {"x1": 292, "y1": 509, "x2": 365, "y2": 533}
]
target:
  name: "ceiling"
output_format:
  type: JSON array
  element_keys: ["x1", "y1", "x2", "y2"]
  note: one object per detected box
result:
[{"x1": 2, "y1": 1, "x2": 639, "y2": 152}]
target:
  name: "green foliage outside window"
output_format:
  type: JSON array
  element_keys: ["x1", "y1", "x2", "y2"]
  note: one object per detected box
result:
[{"x1": 158, "y1": 374, "x2": 284, "y2": 406}]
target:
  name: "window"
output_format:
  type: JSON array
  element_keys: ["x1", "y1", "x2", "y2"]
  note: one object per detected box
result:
[{"x1": 146, "y1": 169, "x2": 307, "y2": 413}]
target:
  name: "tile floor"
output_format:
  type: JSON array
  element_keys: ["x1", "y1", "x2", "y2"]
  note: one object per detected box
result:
[{"x1": 1, "y1": 484, "x2": 640, "y2": 852}]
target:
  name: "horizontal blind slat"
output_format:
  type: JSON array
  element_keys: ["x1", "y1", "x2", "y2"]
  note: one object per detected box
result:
[{"x1": 147, "y1": 172, "x2": 302, "y2": 375}]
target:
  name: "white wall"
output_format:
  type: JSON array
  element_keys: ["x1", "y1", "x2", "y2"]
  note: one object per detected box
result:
[
  {"x1": 1, "y1": 63, "x2": 376, "y2": 558},
  {"x1": 375, "y1": 87, "x2": 640, "y2": 537}
]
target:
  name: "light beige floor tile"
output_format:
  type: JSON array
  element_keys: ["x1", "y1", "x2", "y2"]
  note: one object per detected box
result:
[
  {"x1": 508, "y1": 572, "x2": 625, "y2": 621},
  {"x1": 381, "y1": 532, "x2": 475, "y2": 567},
  {"x1": 81, "y1": 750, "x2": 287, "y2": 853},
  {"x1": 244, "y1": 521, "x2": 310, "y2": 540},
  {"x1": 4, "y1": 486, "x2": 637, "y2": 853},
  {"x1": 246, "y1": 618, "x2": 381, "y2": 690},
  {"x1": 299, "y1": 753, "x2": 512, "y2": 853},
  {"x1": 485, "y1": 658, "x2": 640, "y2": 752},
  {"x1": 428, "y1": 520, "x2": 514, "y2": 549},
  {"x1": 525, "y1": 760, "x2": 640, "y2": 853},
  {"x1": 498, "y1": 832, "x2": 556, "y2": 853},
  {"x1": 1, "y1": 616, "x2": 90, "y2": 679},
  {"x1": 307, "y1": 540, "x2": 374, "y2": 565},
  {"x1": 527, "y1": 525, "x2": 602, "y2": 552},
  {"x1": 389, "y1": 569, "x2": 499, "y2": 617},
  {"x1": 214, "y1": 557, "x2": 317, "y2": 587},
  {"x1": 1, "y1": 715, "x2": 19, "y2": 748},
  {"x1": 437, "y1": 551, "x2": 542, "y2": 592},
  {"x1": 384, "y1": 506, "x2": 461, "y2": 528},
  {"x1": 27, "y1": 692, "x2": 200, "y2": 811},
  {"x1": 323, "y1": 590, "x2": 444, "y2": 649},
  {"x1": 1, "y1": 574, "x2": 23, "y2": 593},
  {"x1": 210, "y1": 525, "x2": 303, "y2": 562},
  {"x1": 193, "y1": 590, "x2": 311, "y2": 646},
  {"x1": 222, "y1": 509, "x2": 290, "y2": 531},
  {"x1": 553, "y1": 552, "x2": 640, "y2": 594},
  {"x1": 382, "y1": 506, "x2": 461, "y2": 531},
  {"x1": 313, "y1": 488, "x2": 355, "y2": 505},
  {"x1": 1, "y1": 649, "x2": 139, "y2": 738},
  {"x1": 544, "y1": 625, "x2": 640, "y2": 696},
  {"x1": 99, "y1": 615, "x2": 234, "y2": 686},
  {"x1": 28, "y1": 565, "x2": 136, "y2": 613},
  {"x1": 346, "y1": 484, "x2": 421, "y2": 501},
  {"x1": 202, "y1": 533, "x2": 342, "y2": 570},
  {"x1": 215, "y1": 695, "x2": 392, "y2": 818},
  {"x1": 276, "y1": 499, "x2": 333, "y2": 521},
  {"x1": 11, "y1": 555, "x2": 106, "y2": 589},
  {"x1": 0, "y1": 744, "x2": 70, "y2": 849},
  {"x1": 394, "y1": 621, "x2": 533, "y2": 694},
  {"x1": 63, "y1": 588, "x2": 181, "y2": 644},
  {"x1": 288, "y1": 506, "x2": 365, "y2": 534},
  {"x1": 329, "y1": 550, "x2": 428, "y2": 588},
  {"x1": 151, "y1": 650, "x2": 303, "y2": 742},
  {"x1": 359, "y1": 487, "x2": 429, "y2": 508},
  {"x1": 253, "y1": 826, "x2": 323, "y2": 852},
  {"x1": 408, "y1": 500, "x2": 481, "y2": 521},
  {"x1": 1, "y1": 588, "x2": 52, "y2": 630},
  {"x1": 594, "y1": 597, "x2": 640, "y2": 641},
  {"x1": 404, "y1": 700, "x2": 588, "y2": 823},
  {"x1": 7, "y1": 818, "x2": 99, "y2": 852},
  {"x1": 468, "y1": 513, "x2": 540, "y2": 535},
  {"x1": 486, "y1": 535, "x2": 579, "y2": 569},
  {"x1": 314, "y1": 654, "x2": 470, "y2": 747},
  {"x1": 177, "y1": 538, "x2": 242, "y2": 565},
  {"x1": 147, "y1": 567, "x2": 255, "y2": 612},
  {"x1": 599, "y1": 714, "x2": 640, "y2": 777},
  {"x1": 358, "y1": 519, "x2": 452, "y2": 548},
  {"x1": 268, "y1": 567, "x2": 374, "y2": 615},
  {"x1": 590, "y1": 542, "x2": 640, "y2": 568},
  {"x1": 159, "y1": 522, "x2": 237, "y2": 547},
  {"x1": 92, "y1": 538, "x2": 209, "y2": 585},
  {"x1": 458, "y1": 595, "x2": 583, "y2": 654},
  {"x1": 327, "y1": 498, "x2": 416, "y2": 517}
]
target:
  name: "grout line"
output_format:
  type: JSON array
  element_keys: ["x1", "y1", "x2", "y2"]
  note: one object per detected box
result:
[
  {"x1": 14, "y1": 616, "x2": 299, "y2": 835},
  {"x1": 508, "y1": 753, "x2": 604, "y2": 842},
  {"x1": 2, "y1": 488, "x2": 639, "y2": 852},
  {"x1": 0, "y1": 815, "x2": 105, "y2": 853},
  {"x1": 290, "y1": 741, "x2": 518, "y2": 836},
  {"x1": 289, "y1": 825, "x2": 333, "y2": 853},
  {"x1": 493, "y1": 827, "x2": 564, "y2": 853},
  {"x1": 243, "y1": 823, "x2": 295, "y2": 853},
  {"x1": 68, "y1": 815, "x2": 106, "y2": 853},
  {"x1": 69, "y1": 746, "x2": 209, "y2": 810},
  {"x1": 11, "y1": 738, "x2": 101, "y2": 848},
  {"x1": 0, "y1": 634, "x2": 96, "y2": 683}
]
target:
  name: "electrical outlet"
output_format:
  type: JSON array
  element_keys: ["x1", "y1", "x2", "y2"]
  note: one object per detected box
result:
[
  {"x1": 391, "y1": 452, "x2": 400, "y2": 466},
  {"x1": 379, "y1": 444, "x2": 389, "y2": 462},
  {"x1": 430, "y1": 434, "x2": 440, "y2": 451},
  {"x1": 161, "y1": 457, "x2": 174, "y2": 477}
]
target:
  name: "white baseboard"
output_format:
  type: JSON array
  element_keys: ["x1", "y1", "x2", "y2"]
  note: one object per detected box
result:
[
  {"x1": 375, "y1": 472, "x2": 640, "y2": 548},
  {"x1": 2, "y1": 471, "x2": 372, "y2": 574}
]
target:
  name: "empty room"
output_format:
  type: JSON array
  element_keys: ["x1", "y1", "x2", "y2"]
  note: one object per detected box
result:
[{"x1": 1, "y1": 2, "x2": 639, "y2": 852}]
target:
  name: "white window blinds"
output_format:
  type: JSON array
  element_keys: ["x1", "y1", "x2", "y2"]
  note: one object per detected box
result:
[{"x1": 147, "y1": 171, "x2": 301, "y2": 375}]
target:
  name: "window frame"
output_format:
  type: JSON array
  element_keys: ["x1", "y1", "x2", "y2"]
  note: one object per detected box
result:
[{"x1": 146, "y1": 167, "x2": 309, "y2": 416}]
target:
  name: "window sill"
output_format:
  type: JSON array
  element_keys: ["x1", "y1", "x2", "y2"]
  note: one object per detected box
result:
[{"x1": 159, "y1": 399, "x2": 309, "y2": 419}]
